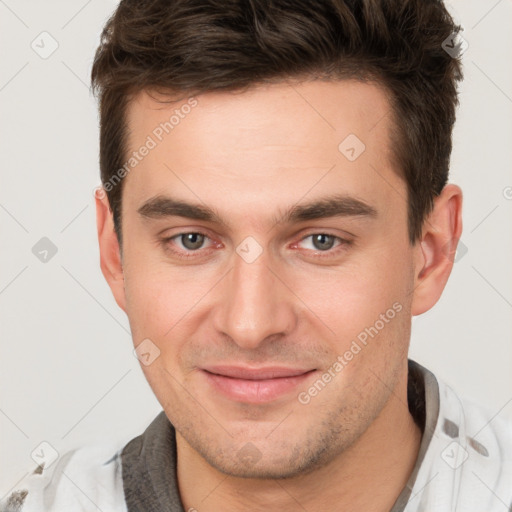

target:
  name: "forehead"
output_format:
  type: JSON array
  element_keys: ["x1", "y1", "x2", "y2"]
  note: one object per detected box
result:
[
  {"x1": 121, "y1": 79, "x2": 402, "y2": 229},
  {"x1": 126, "y1": 79, "x2": 392, "y2": 152}
]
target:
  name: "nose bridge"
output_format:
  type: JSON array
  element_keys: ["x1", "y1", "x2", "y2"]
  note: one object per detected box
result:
[{"x1": 213, "y1": 244, "x2": 294, "y2": 349}]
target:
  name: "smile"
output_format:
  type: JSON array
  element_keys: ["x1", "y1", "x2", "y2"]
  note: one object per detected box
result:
[{"x1": 201, "y1": 366, "x2": 316, "y2": 403}]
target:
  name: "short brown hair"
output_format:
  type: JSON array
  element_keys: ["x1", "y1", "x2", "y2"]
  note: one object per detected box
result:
[{"x1": 91, "y1": 0, "x2": 462, "y2": 246}]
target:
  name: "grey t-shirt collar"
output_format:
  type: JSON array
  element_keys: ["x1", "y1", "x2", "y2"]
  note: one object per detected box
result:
[{"x1": 390, "y1": 360, "x2": 441, "y2": 511}]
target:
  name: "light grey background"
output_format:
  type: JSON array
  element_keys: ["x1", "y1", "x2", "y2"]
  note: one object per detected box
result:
[{"x1": 1, "y1": 0, "x2": 511, "y2": 496}]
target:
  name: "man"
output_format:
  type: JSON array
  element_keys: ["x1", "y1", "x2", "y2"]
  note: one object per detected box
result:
[{"x1": 2, "y1": 0, "x2": 511, "y2": 511}]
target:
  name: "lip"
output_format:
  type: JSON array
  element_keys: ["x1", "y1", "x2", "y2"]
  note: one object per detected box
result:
[{"x1": 201, "y1": 366, "x2": 316, "y2": 403}]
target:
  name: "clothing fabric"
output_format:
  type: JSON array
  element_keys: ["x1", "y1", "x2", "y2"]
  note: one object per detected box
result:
[{"x1": 2, "y1": 360, "x2": 511, "y2": 511}]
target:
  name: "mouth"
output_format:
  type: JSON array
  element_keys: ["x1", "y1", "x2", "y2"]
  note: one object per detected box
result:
[{"x1": 201, "y1": 365, "x2": 317, "y2": 403}]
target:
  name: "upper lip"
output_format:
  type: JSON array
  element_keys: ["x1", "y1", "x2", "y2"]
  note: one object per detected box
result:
[{"x1": 202, "y1": 365, "x2": 315, "y2": 380}]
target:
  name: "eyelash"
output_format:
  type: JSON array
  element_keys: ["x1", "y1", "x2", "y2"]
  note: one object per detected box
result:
[{"x1": 160, "y1": 231, "x2": 352, "y2": 260}]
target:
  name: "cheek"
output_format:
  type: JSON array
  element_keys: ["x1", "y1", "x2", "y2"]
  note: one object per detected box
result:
[
  {"x1": 124, "y1": 270, "x2": 192, "y2": 404},
  {"x1": 123, "y1": 260, "x2": 218, "y2": 358},
  {"x1": 299, "y1": 244, "x2": 411, "y2": 327},
  {"x1": 124, "y1": 264, "x2": 180, "y2": 342},
  {"x1": 292, "y1": 245, "x2": 413, "y2": 375}
]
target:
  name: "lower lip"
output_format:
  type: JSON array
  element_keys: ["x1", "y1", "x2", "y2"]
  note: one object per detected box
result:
[{"x1": 202, "y1": 370, "x2": 315, "y2": 403}]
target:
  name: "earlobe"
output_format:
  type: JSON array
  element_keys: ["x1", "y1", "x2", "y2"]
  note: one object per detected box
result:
[
  {"x1": 95, "y1": 188, "x2": 127, "y2": 312},
  {"x1": 411, "y1": 184, "x2": 463, "y2": 316}
]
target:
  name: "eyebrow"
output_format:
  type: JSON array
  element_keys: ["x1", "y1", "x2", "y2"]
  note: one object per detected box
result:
[{"x1": 137, "y1": 193, "x2": 377, "y2": 227}]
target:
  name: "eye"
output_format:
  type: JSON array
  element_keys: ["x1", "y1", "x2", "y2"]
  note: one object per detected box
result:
[
  {"x1": 160, "y1": 231, "x2": 352, "y2": 260},
  {"x1": 162, "y1": 232, "x2": 213, "y2": 257},
  {"x1": 296, "y1": 233, "x2": 351, "y2": 254}
]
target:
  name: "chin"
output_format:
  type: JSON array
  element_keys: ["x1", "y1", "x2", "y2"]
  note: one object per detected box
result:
[{"x1": 196, "y1": 437, "x2": 337, "y2": 481}]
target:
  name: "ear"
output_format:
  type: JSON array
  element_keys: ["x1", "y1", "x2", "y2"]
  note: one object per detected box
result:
[
  {"x1": 411, "y1": 184, "x2": 463, "y2": 316},
  {"x1": 95, "y1": 188, "x2": 127, "y2": 312}
]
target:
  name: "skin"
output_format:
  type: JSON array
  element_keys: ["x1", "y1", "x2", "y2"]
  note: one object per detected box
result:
[{"x1": 96, "y1": 79, "x2": 463, "y2": 511}]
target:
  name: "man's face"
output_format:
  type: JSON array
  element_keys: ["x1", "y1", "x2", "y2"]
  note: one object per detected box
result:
[{"x1": 118, "y1": 80, "x2": 417, "y2": 478}]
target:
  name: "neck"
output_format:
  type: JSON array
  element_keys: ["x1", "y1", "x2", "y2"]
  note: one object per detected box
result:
[{"x1": 177, "y1": 367, "x2": 422, "y2": 512}]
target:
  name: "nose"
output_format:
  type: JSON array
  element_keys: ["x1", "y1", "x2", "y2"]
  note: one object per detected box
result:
[{"x1": 212, "y1": 244, "x2": 296, "y2": 350}]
